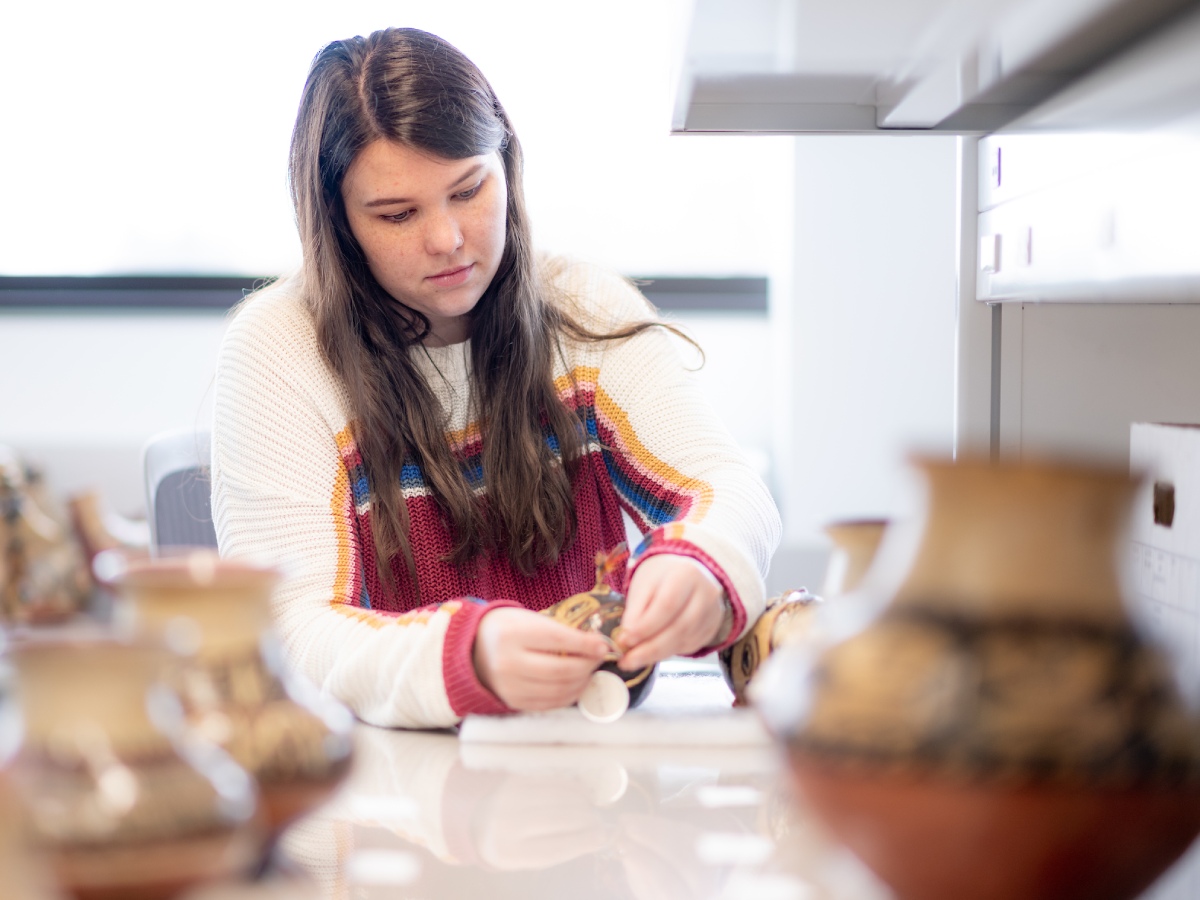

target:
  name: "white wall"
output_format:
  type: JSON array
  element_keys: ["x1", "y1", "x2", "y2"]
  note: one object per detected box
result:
[
  {"x1": 0, "y1": 1, "x2": 797, "y2": 281},
  {"x1": 0, "y1": 309, "x2": 774, "y2": 522},
  {"x1": 665, "y1": 312, "x2": 773, "y2": 478},
  {"x1": 769, "y1": 135, "x2": 960, "y2": 590},
  {"x1": 0, "y1": 313, "x2": 229, "y2": 516},
  {"x1": 999, "y1": 303, "x2": 1200, "y2": 465}
]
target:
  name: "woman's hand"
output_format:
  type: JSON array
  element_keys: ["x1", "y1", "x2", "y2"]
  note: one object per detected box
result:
[
  {"x1": 618, "y1": 555, "x2": 728, "y2": 671},
  {"x1": 473, "y1": 608, "x2": 610, "y2": 711}
]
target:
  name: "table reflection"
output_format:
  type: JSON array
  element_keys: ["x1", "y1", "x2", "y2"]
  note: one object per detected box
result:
[
  {"x1": 186, "y1": 666, "x2": 1200, "y2": 900},
  {"x1": 275, "y1": 722, "x2": 890, "y2": 900}
]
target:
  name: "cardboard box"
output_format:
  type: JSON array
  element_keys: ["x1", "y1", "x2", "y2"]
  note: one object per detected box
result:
[
  {"x1": 1130, "y1": 423, "x2": 1200, "y2": 900},
  {"x1": 1129, "y1": 423, "x2": 1200, "y2": 700}
]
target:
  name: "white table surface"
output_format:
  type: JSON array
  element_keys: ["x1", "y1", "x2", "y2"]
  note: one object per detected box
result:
[
  {"x1": 183, "y1": 664, "x2": 1200, "y2": 900},
  {"x1": 186, "y1": 664, "x2": 890, "y2": 900}
]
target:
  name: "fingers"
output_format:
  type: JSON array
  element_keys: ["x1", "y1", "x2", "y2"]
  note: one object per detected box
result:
[
  {"x1": 501, "y1": 661, "x2": 597, "y2": 711},
  {"x1": 487, "y1": 650, "x2": 599, "y2": 711},
  {"x1": 620, "y1": 595, "x2": 719, "y2": 671},
  {"x1": 619, "y1": 555, "x2": 725, "y2": 671},
  {"x1": 519, "y1": 614, "x2": 612, "y2": 658},
  {"x1": 621, "y1": 570, "x2": 689, "y2": 650},
  {"x1": 473, "y1": 608, "x2": 609, "y2": 712}
]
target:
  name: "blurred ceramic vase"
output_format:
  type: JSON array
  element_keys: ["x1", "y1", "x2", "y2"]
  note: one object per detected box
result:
[
  {"x1": 7, "y1": 635, "x2": 259, "y2": 900},
  {"x1": 721, "y1": 520, "x2": 887, "y2": 707},
  {"x1": 820, "y1": 519, "x2": 889, "y2": 598},
  {"x1": 2, "y1": 645, "x2": 61, "y2": 900},
  {"x1": 0, "y1": 449, "x2": 91, "y2": 626},
  {"x1": 0, "y1": 772, "x2": 63, "y2": 900},
  {"x1": 718, "y1": 588, "x2": 820, "y2": 706},
  {"x1": 105, "y1": 552, "x2": 355, "y2": 835},
  {"x1": 758, "y1": 457, "x2": 1200, "y2": 900}
]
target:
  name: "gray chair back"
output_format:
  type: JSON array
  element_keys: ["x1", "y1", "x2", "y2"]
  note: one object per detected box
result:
[{"x1": 142, "y1": 429, "x2": 217, "y2": 552}]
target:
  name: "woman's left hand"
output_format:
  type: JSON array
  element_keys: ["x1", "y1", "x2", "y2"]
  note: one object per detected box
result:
[{"x1": 617, "y1": 555, "x2": 727, "y2": 671}]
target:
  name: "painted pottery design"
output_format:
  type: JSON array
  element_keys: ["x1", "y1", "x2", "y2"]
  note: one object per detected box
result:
[
  {"x1": 760, "y1": 458, "x2": 1200, "y2": 900},
  {"x1": 107, "y1": 552, "x2": 355, "y2": 835},
  {"x1": 543, "y1": 543, "x2": 657, "y2": 710},
  {"x1": 7, "y1": 635, "x2": 259, "y2": 900},
  {"x1": 719, "y1": 588, "x2": 820, "y2": 706},
  {"x1": 820, "y1": 518, "x2": 888, "y2": 598},
  {"x1": 0, "y1": 449, "x2": 91, "y2": 626}
]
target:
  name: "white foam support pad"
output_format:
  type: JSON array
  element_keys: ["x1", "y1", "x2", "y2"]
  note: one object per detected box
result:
[{"x1": 458, "y1": 661, "x2": 771, "y2": 746}]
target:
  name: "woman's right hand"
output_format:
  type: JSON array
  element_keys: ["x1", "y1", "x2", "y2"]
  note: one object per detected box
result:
[{"x1": 473, "y1": 607, "x2": 610, "y2": 711}]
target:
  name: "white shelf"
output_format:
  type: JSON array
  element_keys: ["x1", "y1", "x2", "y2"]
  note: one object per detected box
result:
[{"x1": 674, "y1": 0, "x2": 1199, "y2": 134}]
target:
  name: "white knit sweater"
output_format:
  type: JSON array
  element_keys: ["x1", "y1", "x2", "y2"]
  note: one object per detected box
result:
[{"x1": 211, "y1": 258, "x2": 780, "y2": 728}]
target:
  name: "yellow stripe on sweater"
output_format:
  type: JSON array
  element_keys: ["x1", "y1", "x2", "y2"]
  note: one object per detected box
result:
[
  {"x1": 558, "y1": 365, "x2": 714, "y2": 522},
  {"x1": 330, "y1": 427, "x2": 363, "y2": 619},
  {"x1": 329, "y1": 427, "x2": 463, "y2": 627},
  {"x1": 445, "y1": 420, "x2": 482, "y2": 451},
  {"x1": 594, "y1": 384, "x2": 714, "y2": 521},
  {"x1": 553, "y1": 366, "x2": 598, "y2": 399}
]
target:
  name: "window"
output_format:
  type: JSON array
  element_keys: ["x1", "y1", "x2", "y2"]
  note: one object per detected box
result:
[{"x1": 0, "y1": 2, "x2": 792, "y2": 286}]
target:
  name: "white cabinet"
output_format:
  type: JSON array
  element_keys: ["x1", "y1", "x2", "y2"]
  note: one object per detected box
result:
[
  {"x1": 976, "y1": 130, "x2": 1200, "y2": 303},
  {"x1": 678, "y1": 4, "x2": 1200, "y2": 896}
]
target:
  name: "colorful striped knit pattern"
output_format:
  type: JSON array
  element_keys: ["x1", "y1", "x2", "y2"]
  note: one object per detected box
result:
[{"x1": 211, "y1": 258, "x2": 781, "y2": 728}]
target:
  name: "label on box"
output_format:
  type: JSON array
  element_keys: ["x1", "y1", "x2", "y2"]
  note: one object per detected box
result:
[{"x1": 1130, "y1": 423, "x2": 1200, "y2": 705}]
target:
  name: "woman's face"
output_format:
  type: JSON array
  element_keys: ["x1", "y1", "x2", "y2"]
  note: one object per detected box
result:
[{"x1": 341, "y1": 140, "x2": 508, "y2": 346}]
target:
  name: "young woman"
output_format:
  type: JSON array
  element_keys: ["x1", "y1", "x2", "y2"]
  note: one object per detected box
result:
[{"x1": 211, "y1": 27, "x2": 780, "y2": 728}]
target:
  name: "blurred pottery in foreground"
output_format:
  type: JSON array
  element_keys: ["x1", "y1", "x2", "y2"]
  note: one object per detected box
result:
[
  {"x1": 7, "y1": 634, "x2": 259, "y2": 900},
  {"x1": 820, "y1": 518, "x2": 888, "y2": 598},
  {"x1": 759, "y1": 457, "x2": 1200, "y2": 900},
  {"x1": 0, "y1": 771, "x2": 62, "y2": 900},
  {"x1": 719, "y1": 520, "x2": 888, "y2": 707},
  {"x1": 0, "y1": 449, "x2": 91, "y2": 626},
  {"x1": 104, "y1": 551, "x2": 354, "y2": 835}
]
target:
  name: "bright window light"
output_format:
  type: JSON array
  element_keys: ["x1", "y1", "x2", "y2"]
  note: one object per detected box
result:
[{"x1": 0, "y1": 0, "x2": 793, "y2": 278}]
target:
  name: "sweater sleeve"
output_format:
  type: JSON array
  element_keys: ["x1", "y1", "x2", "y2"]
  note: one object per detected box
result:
[
  {"x1": 559, "y1": 262, "x2": 782, "y2": 652},
  {"x1": 210, "y1": 285, "x2": 514, "y2": 728}
]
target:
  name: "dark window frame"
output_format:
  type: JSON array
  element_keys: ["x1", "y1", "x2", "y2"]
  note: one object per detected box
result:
[{"x1": 0, "y1": 275, "x2": 767, "y2": 313}]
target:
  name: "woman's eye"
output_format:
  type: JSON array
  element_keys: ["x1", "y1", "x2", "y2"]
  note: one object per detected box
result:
[
  {"x1": 385, "y1": 210, "x2": 414, "y2": 223},
  {"x1": 455, "y1": 183, "x2": 482, "y2": 200}
]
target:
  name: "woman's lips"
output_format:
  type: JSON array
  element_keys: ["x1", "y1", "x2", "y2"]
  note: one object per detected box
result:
[{"x1": 427, "y1": 263, "x2": 474, "y2": 287}]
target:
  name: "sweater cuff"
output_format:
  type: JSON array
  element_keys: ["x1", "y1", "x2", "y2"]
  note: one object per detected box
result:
[
  {"x1": 443, "y1": 597, "x2": 523, "y2": 717},
  {"x1": 626, "y1": 532, "x2": 747, "y2": 656}
]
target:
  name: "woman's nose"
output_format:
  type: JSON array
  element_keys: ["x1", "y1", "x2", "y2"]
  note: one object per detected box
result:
[{"x1": 424, "y1": 210, "x2": 464, "y2": 256}]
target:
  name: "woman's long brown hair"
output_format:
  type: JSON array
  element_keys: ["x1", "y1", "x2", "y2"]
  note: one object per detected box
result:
[{"x1": 287, "y1": 27, "x2": 684, "y2": 593}]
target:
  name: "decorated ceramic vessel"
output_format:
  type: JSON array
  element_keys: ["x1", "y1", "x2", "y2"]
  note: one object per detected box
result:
[
  {"x1": 105, "y1": 551, "x2": 354, "y2": 836},
  {"x1": 718, "y1": 588, "x2": 820, "y2": 706},
  {"x1": 758, "y1": 457, "x2": 1200, "y2": 900},
  {"x1": 6, "y1": 634, "x2": 260, "y2": 900},
  {"x1": 820, "y1": 518, "x2": 889, "y2": 598},
  {"x1": 0, "y1": 449, "x2": 91, "y2": 626},
  {"x1": 542, "y1": 544, "x2": 657, "y2": 716}
]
